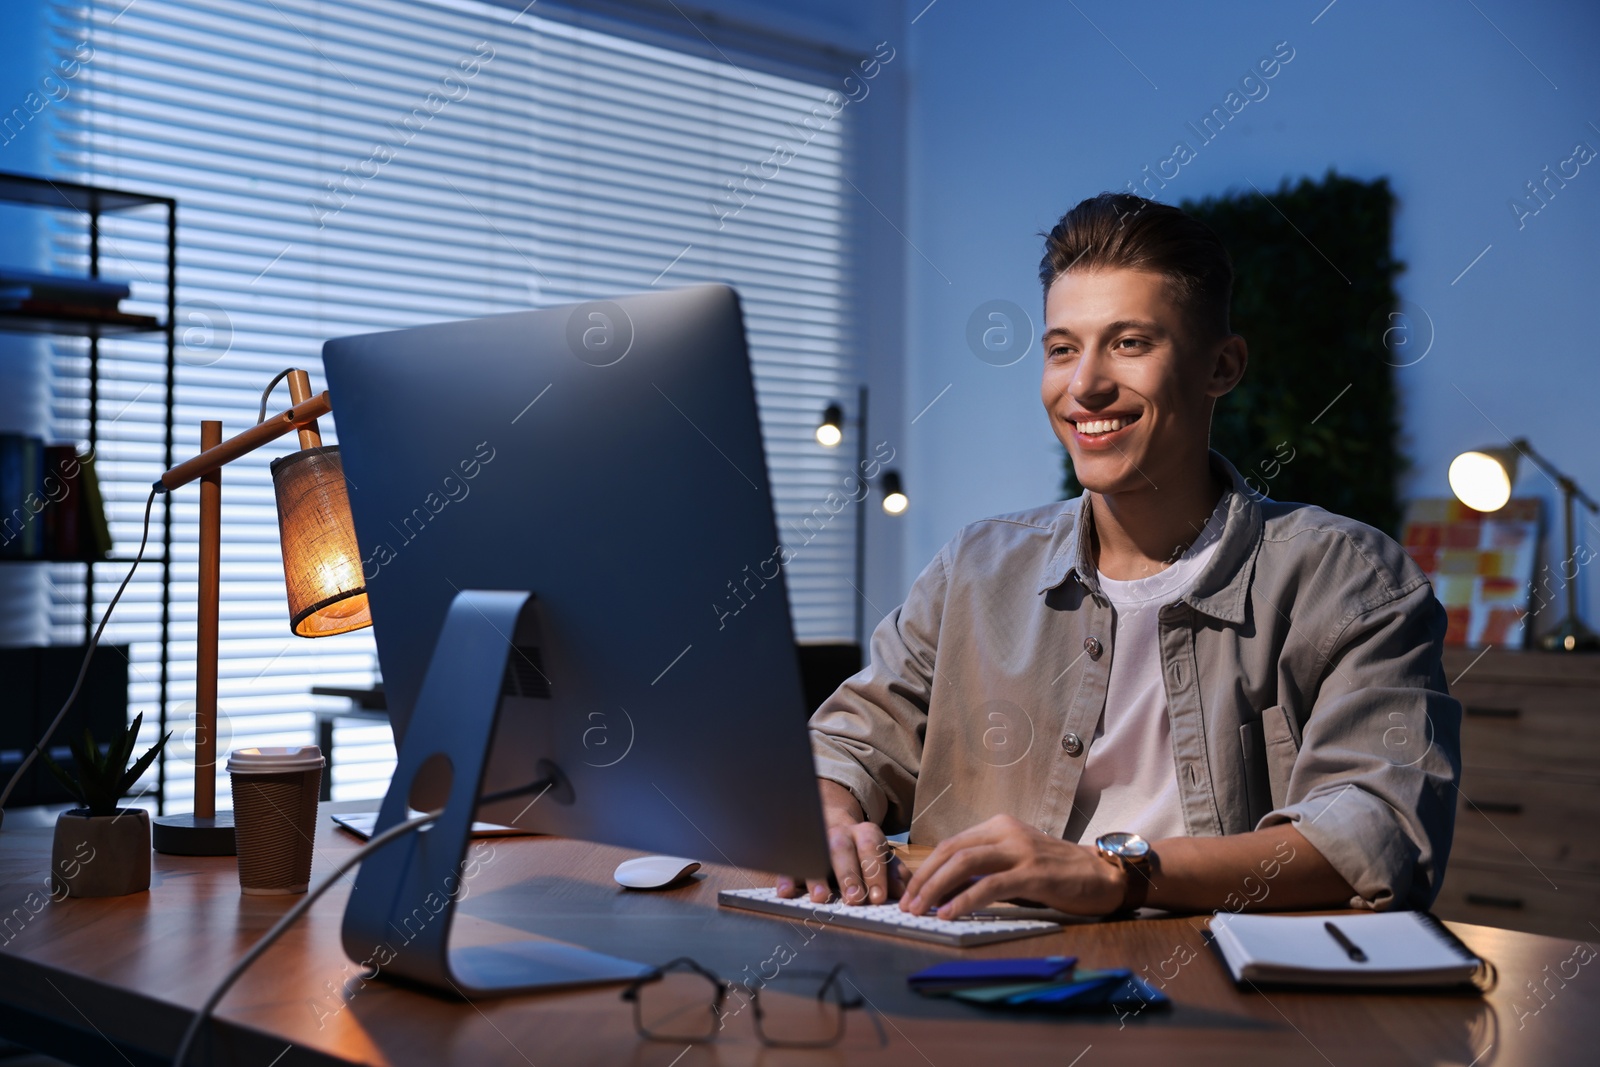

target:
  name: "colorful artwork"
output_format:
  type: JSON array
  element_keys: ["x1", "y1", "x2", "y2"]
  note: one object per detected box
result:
[{"x1": 1400, "y1": 498, "x2": 1541, "y2": 648}]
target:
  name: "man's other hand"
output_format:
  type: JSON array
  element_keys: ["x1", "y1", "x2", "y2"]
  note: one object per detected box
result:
[
  {"x1": 899, "y1": 814, "x2": 1125, "y2": 919},
  {"x1": 775, "y1": 779, "x2": 907, "y2": 905}
]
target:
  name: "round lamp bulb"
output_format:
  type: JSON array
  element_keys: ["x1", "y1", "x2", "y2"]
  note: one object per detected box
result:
[
  {"x1": 1448, "y1": 451, "x2": 1512, "y2": 512},
  {"x1": 882, "y1": 491, "x2": 908, "y2": 515},
  {"x1": 815, "y1": 423, "x2": 843, "y2": 448}
]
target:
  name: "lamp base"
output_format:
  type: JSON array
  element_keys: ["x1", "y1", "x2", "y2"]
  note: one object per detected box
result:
[
  {"x1": 152, "y1": 813, "x2": 236, "y2": 856},
  {"x1": 1538, "y1": 616, "x2": 1600, "y2": 653}
]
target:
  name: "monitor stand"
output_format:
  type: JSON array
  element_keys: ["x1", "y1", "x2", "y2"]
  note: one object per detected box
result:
[{"x1": 341, "y1": 589, "x2": 654, "y2": 996}]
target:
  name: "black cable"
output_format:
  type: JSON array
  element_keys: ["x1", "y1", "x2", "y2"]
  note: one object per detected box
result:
[
  {"x1": 170, "y1": 778, "x2": 554, "y2": 1061},
  {"x1": 256, "y1": 368, "x2": 295, "y2": 425},
  {"x1": 0, "y1": 483, "x2": 161, "y2": 823},
  {"x1": 171, "y1": 809, "x2": 441, "y2": 1067}
]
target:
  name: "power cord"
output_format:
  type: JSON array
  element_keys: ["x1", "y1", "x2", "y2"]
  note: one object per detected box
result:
[
  {"x1": 256, "y1": 368, "x2": 296, "y2": 425},
  {"x1": 171, "y1": 809, "x2": 440, "y2": 1067},
  {"x1": 0, "y1": 482, "x2": 161, "y2": 825},
  {"x1": 172, "y1": 772, "x2": 560, "y2": 1063}
]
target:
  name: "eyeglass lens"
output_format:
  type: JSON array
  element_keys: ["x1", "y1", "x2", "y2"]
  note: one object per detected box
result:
[
  {"x1": 753, "y1": 974, "x2": 847, "y2": 1047},
  {"x1": 634, "y1": 971, "x2": 724, "y2": 1042}
]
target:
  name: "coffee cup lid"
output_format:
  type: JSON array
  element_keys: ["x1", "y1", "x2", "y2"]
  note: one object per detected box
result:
[{"x1": 227, "y1": 745, "x2": 326, "y2": 773}]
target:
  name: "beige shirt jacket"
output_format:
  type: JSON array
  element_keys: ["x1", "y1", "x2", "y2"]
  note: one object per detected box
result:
[{"x1": 810, "y1": 451, "x2": 1462, "y2": 911}]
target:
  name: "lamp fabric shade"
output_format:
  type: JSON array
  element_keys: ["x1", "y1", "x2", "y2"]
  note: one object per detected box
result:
[{"x1": 270, "y1": 446, "x2": 370, "y2": 637}]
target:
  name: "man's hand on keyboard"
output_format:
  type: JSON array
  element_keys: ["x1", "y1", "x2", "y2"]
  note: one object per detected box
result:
[
  {"x1": 899, "y1": 814, "x2": 1125, "y2": 920},
  {"x1": 775, "y1": 780, "x2": 907, "y2": 905}
]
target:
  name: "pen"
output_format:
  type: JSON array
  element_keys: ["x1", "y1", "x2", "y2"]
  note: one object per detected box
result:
[{"x1": 1324, "y1": 921, "x2": 1368, "y2": 963}]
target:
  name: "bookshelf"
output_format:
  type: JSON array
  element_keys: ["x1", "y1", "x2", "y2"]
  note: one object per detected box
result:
[{"x1": 0, "y1": 170, "x2": 176, "y2": 813}]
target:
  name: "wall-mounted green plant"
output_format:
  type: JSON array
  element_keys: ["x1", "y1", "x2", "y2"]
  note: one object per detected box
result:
[
  {"x1": 41, "y1": 713, "x2": 170, "y2": 817},
  {"x1": 1064, "y1": 170, "x2": 1406, "y2": 535}
]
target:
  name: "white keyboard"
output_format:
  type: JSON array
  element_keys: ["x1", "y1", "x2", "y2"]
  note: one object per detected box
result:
[{"x1": 717, "y1": 887, "x2": 1064, "y2": 947}]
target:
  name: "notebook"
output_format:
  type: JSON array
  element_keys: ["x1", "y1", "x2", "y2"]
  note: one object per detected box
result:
[
  {"x1": 330, "y1": 810, "x2": 531, "y2": 841},
  {"x1": 1209, "y1": 912, "x2": 1483, "y2": 987}
]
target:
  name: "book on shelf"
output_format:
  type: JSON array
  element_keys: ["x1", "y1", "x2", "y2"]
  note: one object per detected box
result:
[
  {"x1": 41, "y1": 444, "x2": 83, "y2": 560},
  {"x1": 77, "y1": 451, "x2": 113, "y2": 559},
  {"x1": 0, "y1": 299, "x2": 160, "y2": 329},
  {"x1": 0, "y1": 268, "x2": 131, "y2": 308},
  {"x1": 0, "y1": 433, "x2": 42, "y2": 558},
  {"x1": 0, "y1": 435, "x2": 111, "y2": 561},
  {"x1": 0, "y1": 268, "x2": 154, "y2": 329}
]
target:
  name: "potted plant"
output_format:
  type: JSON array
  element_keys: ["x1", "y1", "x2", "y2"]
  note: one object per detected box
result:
[{"x1": 42, "y1": 713, "x2": 170, "y2": 898}]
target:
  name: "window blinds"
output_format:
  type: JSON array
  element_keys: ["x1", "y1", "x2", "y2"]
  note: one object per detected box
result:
[{"x1": 48, "y1": 0, "x2": 859, "y2": 809}]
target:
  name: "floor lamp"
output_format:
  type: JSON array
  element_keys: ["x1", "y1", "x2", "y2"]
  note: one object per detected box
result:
[
  {"x1": 816, "y1": 386, "x2": 907, "y2": 647},
  {"x1": 151, "y1": 370, "x2": 371, "y2": 855}
]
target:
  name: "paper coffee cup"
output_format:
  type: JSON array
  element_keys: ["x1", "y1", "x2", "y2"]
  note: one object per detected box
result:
[{"x1": 227, "y1": 746, "x2": 324, "y2": 895}]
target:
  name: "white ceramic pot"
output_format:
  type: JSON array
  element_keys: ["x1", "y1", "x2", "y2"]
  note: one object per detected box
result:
[{"x1": 51, "y1": 808, "x2": 151, "y2": 898}]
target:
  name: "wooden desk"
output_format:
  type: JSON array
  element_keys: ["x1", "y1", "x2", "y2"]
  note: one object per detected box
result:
[{"x1": 0, "y1": 807, "x2": 1592, "y2": 1066}]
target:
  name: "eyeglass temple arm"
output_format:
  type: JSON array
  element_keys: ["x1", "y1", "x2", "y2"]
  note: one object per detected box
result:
[{"x1": 817, "y1": 962, "x2": 866, "y2": 1005}]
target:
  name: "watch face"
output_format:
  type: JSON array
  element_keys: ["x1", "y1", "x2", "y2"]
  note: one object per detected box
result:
[{"x1": 1099, "y1": 832, "x2": 1150, "y2": 860}]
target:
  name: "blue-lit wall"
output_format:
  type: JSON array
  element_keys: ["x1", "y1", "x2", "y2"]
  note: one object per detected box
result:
[
  {"x1": 898, "y1": 0, "x2": 1600, "y2": 637},
  {"x1": 0, "y1": 0, "x2": 57, "y2": 644}
]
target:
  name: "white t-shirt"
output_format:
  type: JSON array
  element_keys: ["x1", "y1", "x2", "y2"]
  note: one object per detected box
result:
[{"x1": 1066, "y1": 496, "x2": 1228, "y2": 845}]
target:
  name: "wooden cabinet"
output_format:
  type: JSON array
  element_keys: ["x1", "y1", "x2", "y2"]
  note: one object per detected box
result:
[{"x1": 1435, "y1": 647, "x2": 1600, "y2": 940}]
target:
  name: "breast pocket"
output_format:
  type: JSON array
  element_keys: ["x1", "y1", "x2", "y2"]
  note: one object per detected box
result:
[
  {"x1": 1259, "y1": 704, "x2": 1301, "y2": 811},
  {"x1": 1240, "y1": 705, "x2": 1301, "y2": 827},
  {"x1": 1238, "y1": 720, "x2": 1268, "y2": 827}
]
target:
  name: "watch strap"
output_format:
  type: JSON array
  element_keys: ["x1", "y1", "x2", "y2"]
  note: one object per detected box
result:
[{"x1": 1117, "y1": 853, "x2": 1153, "y2": 912}]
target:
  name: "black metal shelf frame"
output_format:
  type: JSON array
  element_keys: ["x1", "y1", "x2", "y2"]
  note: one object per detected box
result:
[{"x1": 0, "y1": 170, "x2": 176, "y2": 814}]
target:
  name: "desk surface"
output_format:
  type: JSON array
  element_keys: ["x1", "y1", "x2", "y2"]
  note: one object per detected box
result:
[{"x1": 0, "y1": 806, "x2": 1590, "y2": 1066}]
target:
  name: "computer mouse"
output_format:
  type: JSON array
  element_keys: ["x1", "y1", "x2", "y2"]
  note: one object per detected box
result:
[{"x1": 613, "y1": 855, "x2": 702, "y2": 889}]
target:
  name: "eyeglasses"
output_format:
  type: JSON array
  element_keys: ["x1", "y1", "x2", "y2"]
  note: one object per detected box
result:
[{"x1": 621, "y1": 957, "x2": 885, "y2": 1050}]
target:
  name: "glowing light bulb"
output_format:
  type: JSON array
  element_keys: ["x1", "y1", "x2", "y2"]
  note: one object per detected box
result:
[{"x1": 1448, "y1": 451, "x2": 1512, "y2": 512}]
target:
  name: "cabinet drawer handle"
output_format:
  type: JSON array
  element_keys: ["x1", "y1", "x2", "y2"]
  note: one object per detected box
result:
[
  {"x1": 1464, "y1": 705, "x2": 1521, "y2": 719},
  {"x1": 1464, "y1": 892, "x2": 1524, "y2": 910},
  {"x1": 1468, "y1": 799, "x2": 1524, "y2": 816}
]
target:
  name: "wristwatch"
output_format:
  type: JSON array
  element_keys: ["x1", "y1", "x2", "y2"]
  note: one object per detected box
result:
[{"x1": 1094, "y1": 831, "x2": 1155, "y2": 913}]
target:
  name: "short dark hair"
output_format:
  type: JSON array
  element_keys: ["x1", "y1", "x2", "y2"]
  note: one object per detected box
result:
[{"x1": 1038, "y1": 193, "x2": 1233, "y2": 341}]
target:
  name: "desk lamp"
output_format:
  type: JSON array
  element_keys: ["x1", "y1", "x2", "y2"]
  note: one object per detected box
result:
[
  {"x1": 1449, "y1": 438, "x2": 1599, "y2": 652},
  {"x1": 151, "y1": 369, "x2": 370, "y2": 854}
]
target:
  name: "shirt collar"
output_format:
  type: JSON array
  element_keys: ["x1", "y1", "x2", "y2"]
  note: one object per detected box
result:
[{"x1": 1035, "y1": 449, "x2": 1262, "y2": 625}]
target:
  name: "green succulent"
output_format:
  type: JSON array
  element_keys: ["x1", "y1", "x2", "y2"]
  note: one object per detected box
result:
[{"x1": 41, "y1": 712, "x2": 171, "y2": 818}]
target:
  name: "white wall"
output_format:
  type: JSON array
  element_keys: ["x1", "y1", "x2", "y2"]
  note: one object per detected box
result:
[{"x1": 898, "y1": 0, "x2": 1600, "y2": 637}]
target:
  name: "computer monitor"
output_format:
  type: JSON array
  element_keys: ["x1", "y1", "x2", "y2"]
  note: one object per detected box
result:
[{"x1": 323, "y1": 285, "x2": 832, "y2": 993}]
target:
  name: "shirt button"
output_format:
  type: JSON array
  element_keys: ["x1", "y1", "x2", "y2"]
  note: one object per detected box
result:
[
  {"x1": 1061, "y1": 732, "x2": 1084, "y2": 757},
  {"x1": 1084, "y1": 636, "x2": 1103, "y2": 660}
]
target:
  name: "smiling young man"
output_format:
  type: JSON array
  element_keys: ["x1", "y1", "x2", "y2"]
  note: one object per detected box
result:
[{"x1": 780, "y1": 192, "x2": 1461, "y2": 920}]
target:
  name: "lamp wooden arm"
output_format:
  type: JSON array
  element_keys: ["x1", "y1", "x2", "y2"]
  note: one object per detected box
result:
[{"x1": 158, "y1": 388, "x2": 331, "y2": 491}]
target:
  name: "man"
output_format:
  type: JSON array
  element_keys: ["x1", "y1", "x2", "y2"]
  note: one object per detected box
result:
[{"x1": 778, "y1": 192, "x2": 1460, "y2": 920}]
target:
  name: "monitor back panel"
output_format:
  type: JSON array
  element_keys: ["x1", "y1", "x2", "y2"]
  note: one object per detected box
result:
[{"x1": 323, "y1": 285, "x2": 830, "y2": 880}]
